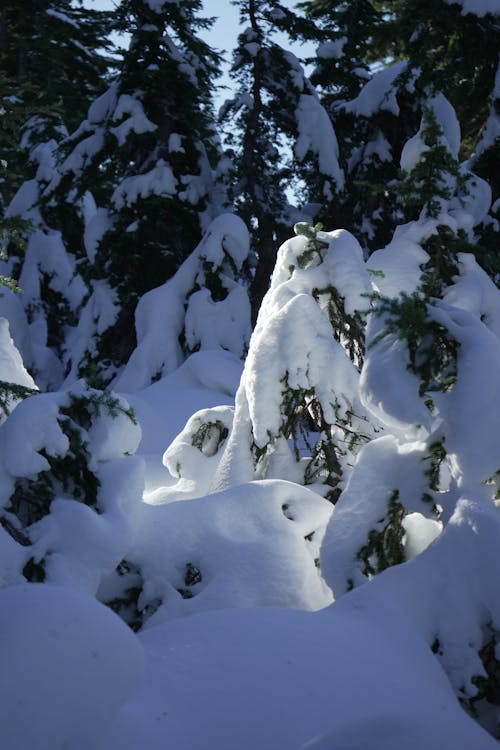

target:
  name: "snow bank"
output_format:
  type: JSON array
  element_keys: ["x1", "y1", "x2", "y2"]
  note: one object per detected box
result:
[
  {"x1": 123, "y1": 479, "x2": 333, "y2": 624},
  {"x1": 0, "y1": 583, "x2": 144, "y2": 750},
  {"x1": 98, "y1": 523, "x2": 498, "y2": 749}
]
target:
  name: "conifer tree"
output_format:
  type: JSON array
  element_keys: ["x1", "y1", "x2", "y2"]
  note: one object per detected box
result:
[
  {"x1": 299, "y1": 0, "x2": 500, "y2": 260},
  {"x1": 378, "y1": 0, "x2": 500, "y2": 263},
  {"x1": 221, "y1": 0, "x2": 343, "y2": 322},
  {"x1": 297, "y1": 0, "x2": 418, "y2": 252},
  {"x1": 0, "y1": 72, "x2": 33, "y2": 288},
  {"x1": 0, "y1": 0, "x2": 113, "y2": 199},
  {"x1": 10, "y1": 0, "x2": 225, "y2": 387},
  {"x1": 379, "y1": 0, "x2": 500, "y2": 154},
  {"x1": 204, "y1": 222, "x2": 376, "y2": 501}
]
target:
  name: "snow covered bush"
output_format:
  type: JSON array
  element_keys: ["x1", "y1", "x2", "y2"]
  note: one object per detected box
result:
[
  {"x1": 205, "y1": 221, "x2": 378, "y2": 500},
  {"x1": 0, "y1": 384, "x2": 142, "y2": 593},
  {"x1": 99, "y1": 479, "x2": 333, "y2": 630}
]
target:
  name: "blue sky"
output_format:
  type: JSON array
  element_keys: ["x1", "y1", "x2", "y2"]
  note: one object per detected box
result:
[
  {"x1": 84, "y1": 0, "x2": 314, "y2": 109},
  {"x1": 86, "y1": 0, "x2": 311, "y2": 62},
  {"x1": 87, "y1": 0, "x2": 243, "y2": 57}
]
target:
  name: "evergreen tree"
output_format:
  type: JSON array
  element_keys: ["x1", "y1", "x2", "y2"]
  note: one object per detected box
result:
[
  {"x1": 10, "y1": 0, "x2": 225, "y2": 387},
  {"x1": 378, "y1": 0, "x2": 500, "y2": 260},
  {"x1": 299, "y1": 0, "x2": 500, "y2": 260},
  {"x1": 297, "y1": 1, "x2": 418, "y2": 252},
  {"x1": 204, "y1": 222, "x2": 376, "y2": 501},
  {"x1": 221, "y1": 0, "x2": 343, "y2": 322},
  {"x1": 0, "y1": 0, "x2": 113, "y2": 200},
  {"x1": 0, "y1": 71, "x2": 33, "y2": 289},
  {"x1": 378, "y1": 0, "x2": 500, "y2": 154}
]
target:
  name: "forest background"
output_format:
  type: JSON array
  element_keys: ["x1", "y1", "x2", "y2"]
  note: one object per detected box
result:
[{"x1": 1, "y1": 1, "x2": 500, "y2": 748}]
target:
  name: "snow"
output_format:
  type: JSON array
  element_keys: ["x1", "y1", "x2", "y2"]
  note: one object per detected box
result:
[
  {"x1": 295, "y1": 95, "x2": 344, "y2": 190},
  {"x1": 363, "y1": 129, "x2": 392, "y2": 163},
  {"x1": 244, "y1": 292, "x2": 358, "y2": 447},
  {"x1": 1, "y1": 393, "x2": 69, "y2": 478},
  {"x1": 127, "y1": 479, "x2": 333, "y2": 625},
  {"x1": 111, "y1": 95, "x2": 157, "y2": 146},
  {"x1": 112, "y1": 159, "x2": 177, "y2": 208},
  {"x1": 144, "y1": 0, "x2": 176, "y2": 13},
  {"x1": 88, "y1": 85, "x2": 118, "y2": 125},
  {"x1": 430, "y1": 93, "x2": 462, "y2": 158},
  {"x1": 114, "y1": 214, "x2": 251, "y2": 392},
  {"x1": 244, "y1": 41, "x2": 260, "y2": 57},
  {"x1": 0, "y1": 317, "x2": 36, "y2": 417},
  {"x1": 360, "y1": 316, "x2": 434, "y2": 434},
  {"x1": 316, "y1": 38, "x2": 347, "y2": 59},
  {"x1": 344, "y1": 61, "x2": 407, "y2": 117},
  {"x1": 0, "y1": 289, "x2": 33, "y2": 371},
  {"x1": 443, "y1": 253, "x2": 500, "y2": 338},
  {"x1": 320, "y1": 435, "x2": 432, "y2": 594},
  {"x1": 19, "y1": 230, "x2": 86, "y2": 311},
  {"x1": 63, "y1": 281, "x2": 119, "y2": 387},
  {"x1": 401, "y1": 94, "x2": 461, "y2": 174},
  {"x1": 6, "y1": 179, "x2": 40, "y2": 220},
  {"x1": 2, "y1": 37, "x2": 500, "y2": 749},
  {"x1": 128, "y1": 349, "x2": 242, "y2": 461},
  {"x1": 60, "y1": 131, "x2": 106, "y2": 176},
  {"x1": 0, "y1": 583, "x2": 144, "y2": 750},
  {"x1": 429, "y1": 302, "x2": 500, "y2": 489},
  {"x1": 367, "y1": 232, "x2": 429, "y2": 296},
  {"x1": 3, "y1": 193, "x2": 500, "y2": 745},
  {"x1": 45, "y1": 8, "x2": 79, "y2": 28},
  {"x1": 474, "y1": 61, "x2": 500, "y2": 158},
  {"x1": 83, "y1": 207, "x2": 112, "y2": 262},
  {"x1": 95, "y1": 508, "x2": 500, "y2": 749}
]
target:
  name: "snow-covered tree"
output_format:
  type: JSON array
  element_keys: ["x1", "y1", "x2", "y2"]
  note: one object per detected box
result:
[
  {"x1": 201, "y1": 223, "x2": 375, "y2": 502},
  {"x1": 300, "y1": 0, "x2": 500, "y2": 260},
  {"x1": 220, "y1": 0, "x2": 343, "y2": 321},
  {"x1": 296, "y1": 0, "x2": 414, "y2": 250},
  {"x1": 110, "y1": 213, "x2": 252, "y2": 392},
  {"x1": 7, "y1": 0, "x2": 226, "y2": 388},
  {"x1": 378, "y1": 0, "x2": 500, "y2": 257},
  {"x1": 315, "y1": 94, "x2": 500, "y2": 729},
  {"x1": 0, "y1": 0, "x2": 113, "y2": 198},
  {"x1": 0, "y1": 382, "x2": 142, "y2": 592}
]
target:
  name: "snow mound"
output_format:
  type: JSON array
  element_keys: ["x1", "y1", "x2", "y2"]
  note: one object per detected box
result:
[{"x1": 0, "y1": 583, "x2": 144, "y2": 750}]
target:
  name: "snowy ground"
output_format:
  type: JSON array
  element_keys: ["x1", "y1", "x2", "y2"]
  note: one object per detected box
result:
[{"x1": 1, "y1": 343, "x2": 499, "y2": 748}]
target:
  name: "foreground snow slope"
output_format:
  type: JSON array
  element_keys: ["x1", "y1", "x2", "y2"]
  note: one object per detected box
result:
[{"x1": 90, "y1": 500, "x2": 498, "y2": 750}]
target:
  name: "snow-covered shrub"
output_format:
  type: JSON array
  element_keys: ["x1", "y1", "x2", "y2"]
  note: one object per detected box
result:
[
  {"x1": 321, "y1": 94, "x2": 500, "y2": 592},
  {"x1": 348, "y1": 499, "x2": 500, "y2": 738},
  {"x1": 0, "y1": 385, "x2": 142, "y2": 593},
  {"x1": 99, "y1": 479, "x2": 333, "y2": 630},
  {"x1": 208, "y1": 222, "x2": 379, "y2": 500},
  {"x1": 152, "y1": 404, "x2": 235, "y2": 503}
]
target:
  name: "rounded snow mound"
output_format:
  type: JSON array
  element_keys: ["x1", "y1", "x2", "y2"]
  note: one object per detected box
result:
[{"x1": 0, "y1": 583, "x2": 144, "y2": 750}]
